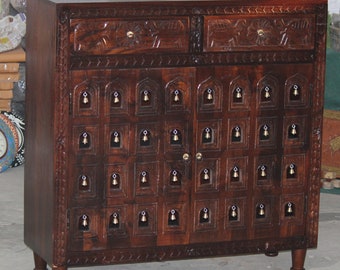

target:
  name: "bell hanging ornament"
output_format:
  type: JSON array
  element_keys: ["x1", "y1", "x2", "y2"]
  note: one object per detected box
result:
[
  {"x1": 111, "y1": 174, "x2": 119, "y2": 186},
  {"x1": 172, "y1": 170, "x2": 178, "y2": 183},
  {"x1": 202, "y1": 208, "x2": 209, "y2": 220},
  {"x1": 170, "y1": 210, "x2": 177, "y2": 221},
  {"x1": 81, "y1": 175, "x2": 88, "y2": 187},
  {"x1": 143, "y1": 90, "x2": 149, "y2": 102},
  {"x1": 140, "y1": 211, "x2": 147, "y2": 222},
  {"x1": 113, "y1": 92, "x2": 120, "y2": 104},
  {"x1": 206, "y1": 88, "x2": 213, "y2": 100},
  {"x1": 82, "y1": 92, "x2": 89, "y2": 104},
  {"x1": 231, "y1": 206, "x2": 237, "y2": 218},
  {"x1": 234, "y1": 126, "x2": 241, "y2": 138},
  {"x1": 82, "y1": 133, "x2": 88, "y2": 145},
  {"x1": 141, "y1": 171, "x2": 148, "y2": 183},
  {"x1": 112, "y1": 213, "x2": 119, "y2": 225}
]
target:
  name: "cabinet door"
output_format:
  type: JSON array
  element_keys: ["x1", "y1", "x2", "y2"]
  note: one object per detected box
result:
[
  {"x1": 67, "y1": 68, "x2": 192, "y2": 249},
  {"x1": 67, "y1": 63, "x2": 313, "y2": 251},
  {"x1": 190, "y1": 64, "x2": 313, "y2": 243}
]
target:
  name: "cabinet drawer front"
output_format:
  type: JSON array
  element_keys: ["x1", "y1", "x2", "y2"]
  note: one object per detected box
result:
[
  {"x1": 70, "y1": 17, "x2": 190, "y2": 55},
  {"x1": 204, "y1": 15, "x2": 315, "y2": 52}
]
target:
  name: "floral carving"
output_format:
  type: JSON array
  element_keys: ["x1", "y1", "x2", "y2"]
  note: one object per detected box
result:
[
  {"x1": 206, "y1": 16, "x2": 314, "y2": 51},
  {"x1": 70, "y1": 19, "x2": 189, "y2": 54}
]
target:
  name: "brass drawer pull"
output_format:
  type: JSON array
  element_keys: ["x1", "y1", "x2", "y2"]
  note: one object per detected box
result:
[
  {"x1": 196, "y1": 152, "x2": 203, "y2": 161},
  {"x1": 182, "y1": 153, "x2": 190, "y2": 161},
  {"x1": 126, "y1": 31, "x2": 135, "y2": 38},
  {"x1": 257, "y1": 29, "x2": 265, "y2": 37}
]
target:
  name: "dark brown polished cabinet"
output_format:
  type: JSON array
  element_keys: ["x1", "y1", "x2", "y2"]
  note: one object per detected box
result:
[{"x1": 24, "y1": 0, "x2": 327, "y2": 269}]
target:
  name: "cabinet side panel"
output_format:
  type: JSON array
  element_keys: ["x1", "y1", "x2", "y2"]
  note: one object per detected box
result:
[
  {"x1": 24, "y1": 0, "x2": 57, "y2": 264},
  {"x1": 307, "y1": 3, "x2": 328, "y2": 248}
]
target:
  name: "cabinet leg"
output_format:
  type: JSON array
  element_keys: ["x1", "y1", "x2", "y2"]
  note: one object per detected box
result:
[
  {"x1": 51, "y1": 266, "x2": 67, "y2": 270},
  {"x1": 33, "y1": 252, "x2": 47, "y2": 270},
  {"x1": 290, "y1": 248, "x2": 306, "y2": 270}
]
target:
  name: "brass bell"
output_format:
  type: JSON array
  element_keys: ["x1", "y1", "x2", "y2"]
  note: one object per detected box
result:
[
  {"x1": 170, "y1": 209, "x2": 177, "y2": 221},
  {"x1": 264, "y1": 87, "x2": 271, "y2": 99},
  {"x1": 111, "y1": 173, "x2": 119, "y2": 186},
  {"x1": 287, "y1": 202, "x2": 293, "y2": 213},
  {"x1": 292, "y1": 85, "x2": 299, "y2": 96},
  {"x1": 205, "y1": 128, "x2": 211, "y2": 139},
  {"x1": 82, "y1": 92, "x2": 89, "y2": 104},
  {"x1": 234, "y1": 126, "x2": 241, "y2": 138},
  {"x1": 172, "y1": 129, "x2": 179, "y2": 141},
  {"x1": 232, "y1": 166, "x2": 239, "y2": 178},
  {"x1": 142, "y1": 130, "x2": 149, "y2": 142},
  {"x1": 258, "y1": 204, "x2": 265, "y2": 216},
  {"x1": 173, "y1": 90, "x2": 180, "y2": 102},
  {"x1": 171, "y1": 170, "x2": 178, "y2": 183},
  {"x1": 81, "y1": 175, "x2": 88, "y2": 187},
  {"x1": 206, "y1": 88, "x2": 213, "y2": 100},
  {"x1": 260, "y1": 166, "x2": 267, "y2": 177},
  {"x1": 113, "y1": 132, "x2": 120, "y2": 143},
  {"x1": 291, "y1": 124, "x2": 297, "y2": 135},
  {"x1": 289, "y1": 164, "x2": 295, "y2": 175},
  {"x1": 141, "y1": 171, "x2": 148, "y2": 183},
  {"x1": 143, "y1": 90, "x2": 149, "y2": 102},
  {"x1": 203, "y1": 169, "x2": 210, "y2": 180},
  {"x1": 140, "y1": 211, "x2": 147, "y2": 222},
  {"x1": 113, "y1": 92, "x2": 120, "y2": 104},
  {"x1": 231, "y1": 206, "x2": 237, "y2": 218},
  {"x1": 81, "y1": 215, "x2": 88, "y2": 227},
  {"x1": 112, "y1": 213, "x2": 119, "y2": 225},
  {"x1": 82, "y1": 133, "x2": 88, "y2": 145},
  {"x1": 235, "y1": 87, "x2": 242, "y2": 99},
  {"x1": 202, "y1": 208, "x2": 209, "y2": 220},
  {"x1": 263, "y1": 125, "x2": 269, "y2": 137}
]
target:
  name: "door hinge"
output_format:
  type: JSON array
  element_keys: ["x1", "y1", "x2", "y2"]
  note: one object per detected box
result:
[
  {"x1": 66, "y1": 209, "x2": 70, "y2": 229},
  {"x1": 69, "y1": 93, "x2": 73, "y2": 115}
]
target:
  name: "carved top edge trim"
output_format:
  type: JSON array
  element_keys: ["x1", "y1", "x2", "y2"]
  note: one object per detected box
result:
[{"x1": 66, "y1": 5, "x2": 320, "y2": 19}]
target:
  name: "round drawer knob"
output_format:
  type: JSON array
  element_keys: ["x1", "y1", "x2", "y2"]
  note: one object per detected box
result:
[
  {"x1": 196, "y1": 152, "x2": 203, "y2": 161},
  {"x1": 182, "y1": 153, "x2": 190, "y2": 161},
  {"x1": 126, "y1": 31, "x2": 135, "y2": 38},
  {"x1": 257, "y1": 29, "x2": 265, "y2": 37}
]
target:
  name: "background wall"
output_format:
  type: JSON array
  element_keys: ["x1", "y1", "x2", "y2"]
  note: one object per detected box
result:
[{"x1": 329, "y1": 0, "x2": 340, "y2": 14}]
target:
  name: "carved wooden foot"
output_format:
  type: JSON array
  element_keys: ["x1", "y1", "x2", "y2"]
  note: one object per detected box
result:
[
  {"x1": 33, "y1": 252, "x2": 47, "y2": 270},
  {"x1": 290, "y1": 248, "x2": 306, "y2": 270}
]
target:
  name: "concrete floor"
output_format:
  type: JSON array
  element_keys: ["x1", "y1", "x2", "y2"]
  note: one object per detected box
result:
[{"x1": 1, "y1": 165, "x2": 340, "y2": 270}]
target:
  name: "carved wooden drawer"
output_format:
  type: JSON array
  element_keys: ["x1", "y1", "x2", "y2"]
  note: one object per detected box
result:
[
  {"x1": 70, "y1": 17, "x2": 190, "y2": 55},
  {"x1": 204, "y1": 15, "x2": 315, "y2": 52}
]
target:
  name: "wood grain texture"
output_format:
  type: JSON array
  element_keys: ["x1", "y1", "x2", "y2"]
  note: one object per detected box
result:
[{"x1": 24, "y1": 1, "x2": 327, "y2": 269}]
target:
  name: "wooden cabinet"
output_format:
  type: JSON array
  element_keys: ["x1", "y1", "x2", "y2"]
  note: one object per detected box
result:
[{"x1": 24, "y1": 0, "x2": 327, "y2": 269}]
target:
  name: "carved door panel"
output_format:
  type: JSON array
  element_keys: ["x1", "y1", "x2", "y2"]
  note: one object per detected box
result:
[
  {"x1": 158, "y1": 68, "x2": 194, "y2": 245},
  {"x1": 189, "y1": 67, "x2": 227, "y2": 243}
]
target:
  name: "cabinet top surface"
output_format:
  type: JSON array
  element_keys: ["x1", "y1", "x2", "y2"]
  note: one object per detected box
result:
[{"x1": 44, "y1": 0, "x2": 327, "y2": 5}]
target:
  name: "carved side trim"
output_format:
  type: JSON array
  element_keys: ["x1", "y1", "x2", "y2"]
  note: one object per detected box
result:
[
  {"x1": 53, "y1": 10, "x2": 70, "y2": 267},
  {"x1": 307, "y1": 4, "x2": 327, "y2": 248},
  {"x1": 190, "y1": 15, "x2": 203, "y2": 53}
]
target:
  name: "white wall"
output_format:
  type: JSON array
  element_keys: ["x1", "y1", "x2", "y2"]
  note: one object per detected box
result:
[{"x1": 329, "y1": 0, "x2": 340, "y2": 14}]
